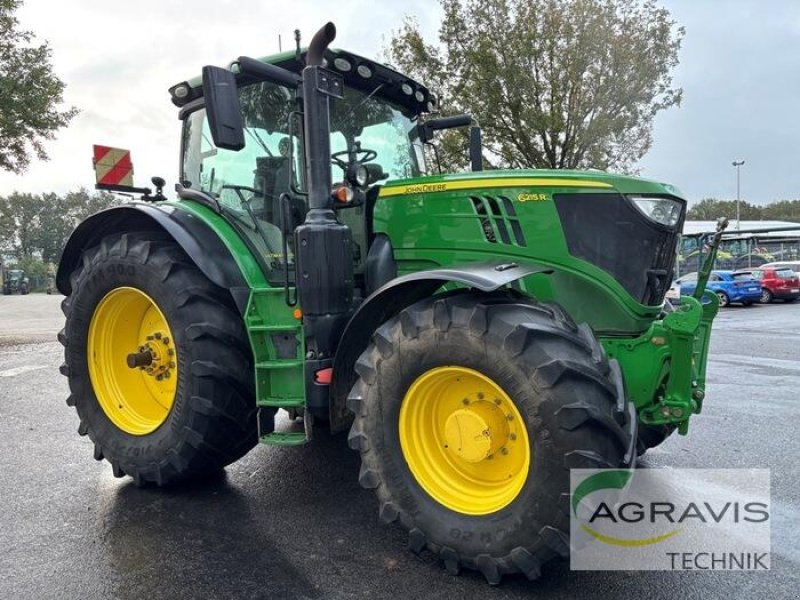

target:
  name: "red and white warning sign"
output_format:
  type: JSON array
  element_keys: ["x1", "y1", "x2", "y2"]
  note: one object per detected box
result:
[{"x1": 93, "y1": 145, "x2": 134, "y2": 187}]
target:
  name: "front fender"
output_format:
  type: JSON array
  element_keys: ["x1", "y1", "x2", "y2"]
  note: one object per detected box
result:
[
  {"x1": 328, "y1": 261, "x2": 550, "y2": 432},
  {"x1": 57, "y1": 203, "x2": 250, "y2": 312}
]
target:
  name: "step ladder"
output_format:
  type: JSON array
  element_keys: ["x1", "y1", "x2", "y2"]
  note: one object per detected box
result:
[{"x1": 245, "y1": 288, "x2": 309, "y2": 446}]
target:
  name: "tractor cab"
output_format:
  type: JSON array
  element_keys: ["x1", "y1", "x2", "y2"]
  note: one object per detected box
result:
[{"x1": 172, "y1": 45, "x2": 478, "y2": 293}]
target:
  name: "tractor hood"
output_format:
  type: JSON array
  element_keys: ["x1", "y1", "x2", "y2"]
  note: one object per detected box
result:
[{"x1": 378, "y1": 169, "x2": 685, "y2": 200}]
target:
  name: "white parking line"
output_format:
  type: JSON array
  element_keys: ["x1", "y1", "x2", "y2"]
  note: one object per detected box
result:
[{"x1": 0, "y1": 365, "x2": 48, "y2": 378}]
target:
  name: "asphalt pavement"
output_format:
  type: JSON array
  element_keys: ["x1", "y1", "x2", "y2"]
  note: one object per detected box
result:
[{"x1": 0, "y1": 294, "x2": 798, "y2": 599}]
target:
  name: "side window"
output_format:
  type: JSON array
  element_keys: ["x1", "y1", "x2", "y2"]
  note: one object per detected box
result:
[{"x1": 709, "y1": 274, "x2": 722, "y2": 282}]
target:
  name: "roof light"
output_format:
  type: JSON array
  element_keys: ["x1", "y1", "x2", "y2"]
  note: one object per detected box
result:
[
  {"x1": 357, "y1": 64, "x2": 373, "y2": 79},
  {"x1": 333, "y1": 57, "x2": 352, "y2": 72},
  {"x1": 172, "y1": 84, "x2": 190, "y2": 99},
  {"x1": 414, "y1": 90, "x2": 425, "y2": 102},
  {"x1": 401, "y1": 83, "x2": 413, "y2": 96}
]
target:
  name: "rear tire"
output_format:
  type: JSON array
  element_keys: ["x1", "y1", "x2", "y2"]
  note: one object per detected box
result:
[
  {"x1": 347, "y1": 291, "x2": 632, "y2": 584},
  {"x1": 59, "y1": 231, "x2": 264, "y2": 486},
  {"x1": 716, "y1": 291, "x2": 729, "y2": 307}
]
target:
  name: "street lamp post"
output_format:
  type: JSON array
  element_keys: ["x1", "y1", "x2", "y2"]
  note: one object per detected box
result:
[{"x1": 732, "y1": 160, "x2": 745, "y2": 231}]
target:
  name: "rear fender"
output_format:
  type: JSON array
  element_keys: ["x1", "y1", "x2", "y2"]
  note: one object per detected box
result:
[
  {"x1": 57, "y1": 203, "x2": 250, "y2": 313},
  {"x1": 329, "y1": 261, "x2": 550, "y2": 432}
]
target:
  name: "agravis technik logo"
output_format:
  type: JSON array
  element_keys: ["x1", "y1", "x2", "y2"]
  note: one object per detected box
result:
[{"x1": 570, "y1": 469, "x2": 771, "y2": 570}]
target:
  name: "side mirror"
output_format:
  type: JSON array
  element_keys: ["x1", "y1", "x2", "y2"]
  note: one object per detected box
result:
[
  {"x1": 416, "y1": 114, "x2": 483, "y2": 172},
  {"x1": 201, "y1": 66, "x2": 245, "y2": 151}
]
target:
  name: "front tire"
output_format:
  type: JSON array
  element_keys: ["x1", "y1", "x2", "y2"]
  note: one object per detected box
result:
[
  {"x1": 716, "y1": 291, "x2": 730, "y2": 307},
  {"x1": 59, "y1": 231, "x2": 263, "y2": 486},
  {"x1": 347, "y1": 292, "x2": 632, "y2": 583},
  {"x1": 760, "y1": 289, "x2": 773, "y2": 304}
]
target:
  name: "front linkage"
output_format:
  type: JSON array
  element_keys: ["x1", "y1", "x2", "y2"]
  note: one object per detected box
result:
[{"x1": 607, "y1": 217, "x2": 729, "y2": 435}]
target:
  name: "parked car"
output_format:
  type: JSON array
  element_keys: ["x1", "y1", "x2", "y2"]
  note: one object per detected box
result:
[
  {"x1": 761, "y1": 261, "x2": 800, "y2": 273},
  {"x1": 675, "y1": 270, "x2": 762, "y2": 307},
  {"x1": 742, "y1": 267, "x2": 800, "y2": 303},
  {"x1": 665, "y1": 279, "x2": 682, "y2": 305}
]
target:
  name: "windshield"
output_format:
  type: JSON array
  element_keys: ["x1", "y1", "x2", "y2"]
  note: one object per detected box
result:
[{"x1": 329, "y1": 84, "x2": 424, "y2": 181}]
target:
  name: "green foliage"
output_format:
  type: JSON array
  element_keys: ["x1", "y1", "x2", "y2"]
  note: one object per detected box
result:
[
  {"x1": 0, "y1": 188, "x2": 118, "y2": 263},
  {"x1": 387, "y1": 0, "x2": 683, "y2": 172},
  {"x1": 0, "y1": 0, "x2": 78, "y2": 173},
  {"x1": 687, "y1": 198, "x2": 800, "y2": 222}
]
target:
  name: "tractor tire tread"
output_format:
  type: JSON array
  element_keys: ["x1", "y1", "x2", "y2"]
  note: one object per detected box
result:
[
  {"x1": 59, "y1": 231, "x2": 261, "y2": 486},
  {"x1": 348, "y1": 291, "x2": 632, "y2": 583}
]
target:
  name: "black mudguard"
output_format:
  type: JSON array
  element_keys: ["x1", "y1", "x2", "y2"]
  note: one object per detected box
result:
[
  {"x1": 329, "y1": 261, "x2": 551, "y2": 432},
  {"x1": 57, "y1": 203, "x2": 250, "y2": 313}
]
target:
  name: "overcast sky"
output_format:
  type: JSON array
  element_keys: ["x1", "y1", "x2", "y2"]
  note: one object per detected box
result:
[{"x1": 0, "y1": 0, "x2": 797, "y2": 205}]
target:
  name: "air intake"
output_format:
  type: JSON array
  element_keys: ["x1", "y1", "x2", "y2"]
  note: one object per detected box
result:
[{"x1": 469, "y1": 196, "x2": 527, "y2": 247}]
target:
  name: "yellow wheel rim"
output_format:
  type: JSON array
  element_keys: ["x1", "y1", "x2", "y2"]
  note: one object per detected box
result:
[
  {"x1": 87, "y1": 287, "x2": 178, "y2": 435},
  {"x1": 399, "y1": 366, "x2": 531, "y2": 515}
]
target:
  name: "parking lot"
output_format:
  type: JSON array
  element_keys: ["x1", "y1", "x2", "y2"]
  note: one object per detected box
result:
[{"x1": 1, "y1": 294, "x2": 798, "y2": 599}]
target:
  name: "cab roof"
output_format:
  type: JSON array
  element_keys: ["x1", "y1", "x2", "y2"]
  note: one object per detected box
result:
[{"x1": 169, "y1": 48, "x2": 435, "y2": 118}]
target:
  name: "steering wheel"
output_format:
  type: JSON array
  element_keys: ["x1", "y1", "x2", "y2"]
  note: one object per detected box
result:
[{"x1": 331, "y1": 147, "x2": 378, "y2": 170}]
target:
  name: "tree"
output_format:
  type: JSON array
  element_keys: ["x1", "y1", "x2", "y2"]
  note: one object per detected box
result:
[
  {"x1": 0, "y1": 0, "x2": 78, "y2": 173},
  {"x1": 0, "y1": 188, "x2": 118, "y2": 262},
  {"x1": 388, "y1": 0, "x2": 683, "y2": 172},
  {"x1": 686, "y1": 198, "x2": 800, "y2": 222},
  {"x1": 687, "y1": 198, "x2": 761, "y2": 221},
  {"x1": 0, "y1": 191, "x2": 40, "y2": 257}
]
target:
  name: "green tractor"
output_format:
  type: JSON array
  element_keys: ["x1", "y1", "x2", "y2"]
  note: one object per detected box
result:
[
  {"x1": 58, "y1": 23, "x2": 723, "y2": 583},
  {"x1": 3, "y1": 267, "x2": 30, "y2": 295}
]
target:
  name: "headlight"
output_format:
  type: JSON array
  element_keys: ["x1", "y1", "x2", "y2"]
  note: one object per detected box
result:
[
  {"x1": 355, "y1": 165, "x2": 368, "y2": 187},
  {"x1": 629, "y1": 196, "x2": 683, "y2": 227}
]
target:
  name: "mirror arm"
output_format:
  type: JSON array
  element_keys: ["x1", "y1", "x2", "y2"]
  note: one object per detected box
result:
[{"x1": 236, "y1": 56, "x2": 300, "y2": 89}]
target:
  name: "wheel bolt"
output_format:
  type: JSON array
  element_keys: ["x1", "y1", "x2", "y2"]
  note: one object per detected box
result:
[
  {"x1": 169, "y1": 362, "x2": 176, "y2": 368},
  {"x1": 162, "y1": 337, "x2": 170, "y2": 345},
  {"x1": 146, "y1": 335, "x2": 154, "y2": 341},
  {"x1": 477, "y1": 392, "x2": 484, "y2": 400},
  {"x1": 154, "y1": 332, "x2": 162, "y2": 340},
  {"x1": 501, "y1": 447, "x2": 509, "y2": 455},
  {"x1": 164, "y1": 372, "x2": 170, "y2": 379},
  {"x1": 509, "y1": 433, "x2": 517, "y2": 441},
  {"x1": 168, "y1": 349, "x2": 175, "y2": 356},
  {"x1": 462, "y1": 399, "x2": 470, "y2": 405},
  {"x1": 156, "y1": 374, "x2": 163, "y2": 381},
  {"x1": 494, "y1": 398, "x2": 501, "y2": 405},
  {"x1": 506, "y1": 414, "x2": 514, "y2": 421}
]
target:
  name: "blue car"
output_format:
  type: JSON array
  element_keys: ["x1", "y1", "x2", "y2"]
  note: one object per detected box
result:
[{"x1": 675, "y1": 270, "x2": 762, "y2": 307}]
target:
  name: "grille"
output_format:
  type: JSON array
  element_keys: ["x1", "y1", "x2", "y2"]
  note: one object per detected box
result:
[{"x1": 470, "y1": 196, "x2": 527, "y2": 247}]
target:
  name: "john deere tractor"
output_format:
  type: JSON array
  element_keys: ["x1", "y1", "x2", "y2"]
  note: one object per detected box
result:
[
  {"x1": 3, "y1": 267, "x2": 29, "y2": 295},
  {"x1": 58, "y1": 23, "x2": 722, "y2": 583}
]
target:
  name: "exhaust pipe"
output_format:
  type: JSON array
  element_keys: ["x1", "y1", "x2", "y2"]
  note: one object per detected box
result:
[{"x1": 307, "y1": 22, "x2": 336, "y2": 66}]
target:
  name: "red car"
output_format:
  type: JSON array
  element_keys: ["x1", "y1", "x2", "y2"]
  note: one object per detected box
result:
[{"x1": 738, "y1": 267, "x2": 800, "y2": 303}]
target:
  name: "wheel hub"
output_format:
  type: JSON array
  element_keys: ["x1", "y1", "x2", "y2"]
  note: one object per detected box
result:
[
  {"x1": 444, "y1": 400, "x2": 510, "y2": 463},
  {"x1": 127, "y1": 331, "x2": 176, "y2": 381},
  {"x1": 87, "y1": 287, "x2": 178, "y2": 435}
]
